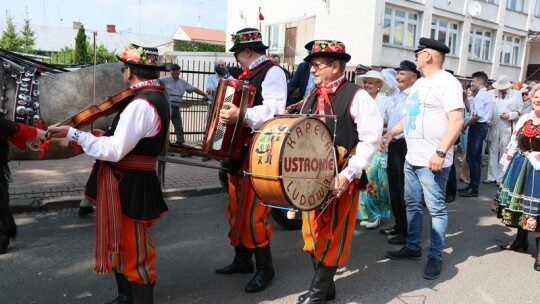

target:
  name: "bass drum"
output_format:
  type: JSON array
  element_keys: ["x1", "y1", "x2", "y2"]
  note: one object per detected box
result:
[{"x1": 249, "y1": 116, "x2": 335, "y2": 211}]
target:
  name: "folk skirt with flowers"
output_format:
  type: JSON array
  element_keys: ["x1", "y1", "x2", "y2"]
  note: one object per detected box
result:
[
  {"x1": 357, "y1": 149, "x2": 391, "y2": 222},
  {"x1": 494, "y1": 152, "x2": 540, "y2": 232}
]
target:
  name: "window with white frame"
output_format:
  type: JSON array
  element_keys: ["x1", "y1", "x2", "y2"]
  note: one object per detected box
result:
[
  {"x1": 500, "y1": 34, "x2": 522, "y2": 65},
  {"x1": 383, "y1": 6, "x2": 419, "y2": 48},
  {"x1": 536, "y1": 0, "x2": 540, "y2": 16},
  {"x1": 266, "y1": 24, "x2": 280, "y2": 49},
  {"x1": 469, "y1": 27, "x2": 493, "y2": 61},
  {"x1": 430, "y1": 18, "x2": 459, "y2": 55},
  {"x1": 507, "y1": 0, "x2": 530, "y2": 13}
]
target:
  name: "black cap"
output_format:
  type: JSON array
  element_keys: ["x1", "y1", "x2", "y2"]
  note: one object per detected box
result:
[
  {"x1": 170, "y1": 63, "x2": 180, "y2": 70},
  {"x1": 395, "y1": 60, "x2": 420, "y2": 78},
  {"x1": 415, "y1": 37, "x2": 450, "y2": 54}
]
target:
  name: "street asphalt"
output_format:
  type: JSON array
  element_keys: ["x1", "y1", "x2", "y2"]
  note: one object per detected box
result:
[{"x1": 2, "y1": 153, "x2": 540, "y2": 303}]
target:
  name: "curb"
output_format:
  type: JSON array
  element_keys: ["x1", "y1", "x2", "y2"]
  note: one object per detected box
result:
[{"x1": 10, "y1": 184, "x2": 225, "y2": 213}]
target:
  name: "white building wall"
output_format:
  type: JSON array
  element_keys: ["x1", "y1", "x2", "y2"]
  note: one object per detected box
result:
[{"x1": 226, "y1": 0, "x2": 538, "y2": 81}]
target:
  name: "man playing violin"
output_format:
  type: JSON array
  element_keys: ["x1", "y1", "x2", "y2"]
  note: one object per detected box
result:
[
  {"x1": 294, "y1": 40, "x2": 382, "y2": 303},
  {"x1": 47, "y1": 43, "x2": 169, "y2": 304},
  {"x1": 215, "y1": 27, "x2": 287, "y2": 293}
]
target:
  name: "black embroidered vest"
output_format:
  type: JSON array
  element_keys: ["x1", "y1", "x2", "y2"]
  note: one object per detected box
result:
[
  {"x1": 227, "y1": 60, "x2": 277, "y2": 175},
  {"x1": 85, "y1": 82, "x2": 170, "y2": 221},
  {"x1": 302, "y1": 81, "x2": 361, "y2": 162}
]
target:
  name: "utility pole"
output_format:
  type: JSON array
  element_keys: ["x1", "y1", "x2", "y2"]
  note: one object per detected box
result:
[{"x1": 197, "y1": 1, "x2": 204, "y2": 28}]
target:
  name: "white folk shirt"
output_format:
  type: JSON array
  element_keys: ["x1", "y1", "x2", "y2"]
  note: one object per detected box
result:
[
  {"x1": 404, "y1": 70, "x2": 464, "y2": 168},
  {"x1": 66, "y1": 83, "x2": 162, "y2": 162},
  {"x1": 243, "y1": 56, "x2": 287, "y2": 130},
  {"x1": 323, "y1": 76, "x2": 383, "y2": 182}
]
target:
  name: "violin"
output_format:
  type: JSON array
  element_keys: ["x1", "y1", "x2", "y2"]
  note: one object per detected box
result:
[{"x1": 42, "y1": 88, "x2": 135, "y2": 141}]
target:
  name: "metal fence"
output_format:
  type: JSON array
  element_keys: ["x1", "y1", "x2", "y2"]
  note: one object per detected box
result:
[
  {"x1": 163, "y1": 59, "x2": 215, "y2": 143},
  {"x1": 164, "y1": 60, "x2": 357, "y2": 144}
]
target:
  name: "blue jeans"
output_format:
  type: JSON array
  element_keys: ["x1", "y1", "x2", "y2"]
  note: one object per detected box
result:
[
  {"x1": 404, "y1": 161, "x2": 449, "y2": 261},
  {"x1": 466, "y1": 122, "x2": 489, "y2": 191}
]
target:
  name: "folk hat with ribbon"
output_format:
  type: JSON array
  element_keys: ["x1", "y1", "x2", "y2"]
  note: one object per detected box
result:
[
  {"x1": 492, "y1": 74, "x2": 512, "y2": 90},
  {"x1": 229, "y1": 28, "x2": 268, "y2": 52},
  {"x1": 303, "y1": 40, "x2": 351, "y2": 63},
  {"x1": 355, "y1": 70, "x2": 390, "y2": 93},
  {"x1": 117, "y1": 43, "x2": 164, "y2": 70}
]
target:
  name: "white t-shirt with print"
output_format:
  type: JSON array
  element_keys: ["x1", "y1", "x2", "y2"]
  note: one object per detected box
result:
[{"x1": 404, "y1": 70, "x2": 464, "y2": 167}]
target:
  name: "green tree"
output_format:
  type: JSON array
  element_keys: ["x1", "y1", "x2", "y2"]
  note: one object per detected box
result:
[
  {"x1": 50, "y1": 47, "x2": 74, "y2": 64},
  {"x1": 0, "y1": 10, "x2": 22, "y2": 52},
  {"x1": 87, "y1": 44, "x2": 119, "y2": 63},
  {"x1": 173, "y1": 40, "x2": 225, "y2": 52},
  {"x1": 20, "y1": 9, "x2": 35, "y2": 54},
  {"x1": 74, "y1": 24, "x2": 88, "y2": 64}
]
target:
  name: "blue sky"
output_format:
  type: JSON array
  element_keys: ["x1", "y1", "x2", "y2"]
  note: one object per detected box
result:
[{"x1": 2, "y1": 0, "x2": 228, "y2": 36}]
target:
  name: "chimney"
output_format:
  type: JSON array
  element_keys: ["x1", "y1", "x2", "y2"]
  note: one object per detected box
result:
[
  {"x1": 73, "y1": 22, "x2": 81, "y2": 30},
  {"x1": 106, "y1": 24, "x2": 116, "y2": 33}
]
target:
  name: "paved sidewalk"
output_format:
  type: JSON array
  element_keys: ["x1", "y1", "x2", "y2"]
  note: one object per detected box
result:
[{"x1": 8, "y1": 153, "x2": 223, "y2": 212}]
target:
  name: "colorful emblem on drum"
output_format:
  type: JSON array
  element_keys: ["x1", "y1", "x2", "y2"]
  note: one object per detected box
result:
[
  {"x1": 255, "y1": 124, "x2": 288, "y2": 165},
  {"x1": 249, "y1": 117, "x2": 336, "y2": 211}
]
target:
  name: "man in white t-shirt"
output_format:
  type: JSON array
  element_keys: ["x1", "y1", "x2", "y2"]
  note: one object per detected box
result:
[{"x1": 383, "y1": 38, "x2": 464, "y2": 280}]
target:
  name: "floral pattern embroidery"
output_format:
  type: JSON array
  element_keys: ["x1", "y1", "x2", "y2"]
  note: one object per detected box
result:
[
  {"x1": 310, "y1": 41, "x2": 346, "y2": 55},
  {"x1": 120, "y1": 44, "x2": 157, "y2": 65},
  {"x1": 231, "y1": 31, "x2": 262, "y2": 44}
]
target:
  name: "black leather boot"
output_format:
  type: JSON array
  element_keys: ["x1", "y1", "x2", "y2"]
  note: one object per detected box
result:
[
  {"x1": 245, "y1": 245, "x2": 275, "y2": 293},
  {"x1": 298, "y1": 256, "x2": 335, "y2": 302},
  {"x1": 297, "y1": 263, "x2": 338, "y2": 304},
  {"x1": 106, "y1": 273, "x2": 133, "y2": 304},
  {"x1": 131, "y1": 282, "x2": 154, "y2": 304},
  {"x1": 0, "y1": 234, "x2": 9, "y2": 254},
  {"x1": 215, "y1": 244, "x2": 254, "y2": 274},
  {"x1": 500, "y1": 227, "x2": 529, "y2": 252},
  {"x1": 534, "y1": 237, "x2": 540, "y2": 271}
]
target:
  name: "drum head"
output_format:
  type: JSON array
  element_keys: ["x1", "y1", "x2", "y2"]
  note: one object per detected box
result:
[{"x1": 280, "y1": 117, "x2": 334, "y2": 211}]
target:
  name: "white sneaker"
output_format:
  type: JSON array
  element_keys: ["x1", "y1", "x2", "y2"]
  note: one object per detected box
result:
[
  {"x1": 359, "y1": 220, "x2": 369, "y2": 227},
  {"x1": 365, "y1": 217, "x2": 381, "y2": 229}
]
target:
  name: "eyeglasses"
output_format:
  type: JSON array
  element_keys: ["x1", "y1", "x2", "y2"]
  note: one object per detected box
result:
[
  {"x1": 311, "y1": 61, "x2": 335, "y2": 71},
  {"x1": 415, "y1": 50, "x2": 429, "y2": 59},
  {"x1": 233, "y1": 48, "x2": 245, "y2": 58}
]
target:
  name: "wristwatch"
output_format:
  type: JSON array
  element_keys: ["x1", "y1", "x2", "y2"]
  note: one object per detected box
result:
[{"x1": 435, "y1": 150, "x2": 446, "y2": 158}]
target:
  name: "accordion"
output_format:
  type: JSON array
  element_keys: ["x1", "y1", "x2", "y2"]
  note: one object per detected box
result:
[{"x1": 203, "y1": 79, "x2": 255, "y2": 159}]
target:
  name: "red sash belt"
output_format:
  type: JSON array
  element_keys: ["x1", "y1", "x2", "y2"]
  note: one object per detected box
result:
[{"x1": 94, "y1": 154, "x2": 157, "y2": 274}]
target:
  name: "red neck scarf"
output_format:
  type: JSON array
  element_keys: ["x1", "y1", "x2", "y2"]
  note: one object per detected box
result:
[
  {"x1": 316, "y1": 86, "x2": 334, "y2": 122},
  {"x1": 238, "y1": 68, "x2": 250, "y2": 80}
]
